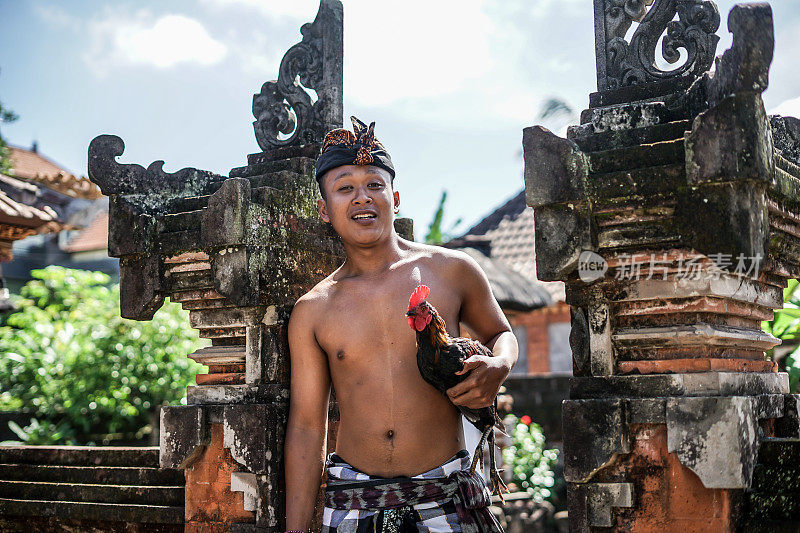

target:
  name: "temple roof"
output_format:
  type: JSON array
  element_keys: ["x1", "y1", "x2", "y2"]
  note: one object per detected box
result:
[
  {"x1": 8, "y1": 146, "x2": 101, "y2": 200},
  {"x1": 453, "y1": 190, "x2": 565, "y2": 302},
  {"x1": 63, "y1": 211, "x2": 108, "y2": 253}
]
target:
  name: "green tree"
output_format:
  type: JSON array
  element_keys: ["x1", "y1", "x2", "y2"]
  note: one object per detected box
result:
[
  {"x1": 762, "y1": 278, "x2": 800, "y2": 392},
  {"x1": 501, "y1": 414, "x2": 559, "y2": 502},
  {"x1": 0, "y1": 74, "x2": 19, "y2": 175},
  {"x1": 425, "y1": 190, "x2": 462, "y2": 245},
  {"x1": 0, "y1": 266, "x2": 206, "y2": 445}
]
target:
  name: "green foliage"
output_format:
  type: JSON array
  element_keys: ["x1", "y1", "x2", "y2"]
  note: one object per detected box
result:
[
  {"x1": 0, "y1": 266, "x2": 206, "y2": 445},
  {"x1": 425, "y1": 190, "x2": 462, "y2": 245},
  {"x1": 763, "y1": 279, "x2": 800, "y2": 392},
  {"x1": 502, "y1": 414, "x2": 559, "y2": 502}
]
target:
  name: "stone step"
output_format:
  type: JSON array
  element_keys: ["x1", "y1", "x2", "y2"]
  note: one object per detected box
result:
[
  {"x1": 756, "y1": 437, "x2": 800, "y2": 467},
  {"x1": 745, "y1": 492, "x2": 800, "y2": 520},
  {"x1": 0, "y1": 463, "x2": 183, "y2": 485},
  {"x1": 587, "y1": 163, "x2": 684, "y2": 200},
  {"x1": 570, "y1": 120, "x2": 691, "y2": 153},
  {"x1": 588, "y1": 138, "x2": 684, "y2": 175},
  {"x1": 0, "y1": 480, "x2": 183, "y2": 506},
  {"x1": 163, "y1": 208, "x2": 204, "y2": 232},
  {"x1": 165, "y1": 194, "x2": 211, "y2": 214},
  {"x1": 0, "y1": 498, "x2": 184, "y2": 524},
  {"x1": 0, "y1": 446, "x2": 160, "y2": 468},
  {"x1": 159, "y1": 228, "x2": 202, "y2": 255},
  {"x1": 751, "y1": 463, "x2": 800, "y2": 493},
  {"x1": 738, "y1": 519, "x2": 800, "y2": 533},
  {"x1": 0, "y1": 516, "x2": 184, "y2": 533}
]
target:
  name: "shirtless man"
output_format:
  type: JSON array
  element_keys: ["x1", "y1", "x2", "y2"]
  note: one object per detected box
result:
[{"x1": 284, "y1": 117, "x2": 516, "y2": 532}]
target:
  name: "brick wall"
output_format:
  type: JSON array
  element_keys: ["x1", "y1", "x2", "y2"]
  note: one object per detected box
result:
[{"x1": 511, "y1": 302, "x2": 571, "y2": 374}]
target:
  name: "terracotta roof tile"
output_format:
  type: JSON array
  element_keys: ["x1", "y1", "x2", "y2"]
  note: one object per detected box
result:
[
  {"x1": 8, "y1": 146, "x2": 68, "y2": 179},
  {"x1": 7, "y1": 146, "x2": 102, "y2": 200},
  {"x1": 455, "y1": 190, "x2": 565, "y2": 302},
  {"x1": 63, "y1": 211, "x2": 108, "y2": 253}
]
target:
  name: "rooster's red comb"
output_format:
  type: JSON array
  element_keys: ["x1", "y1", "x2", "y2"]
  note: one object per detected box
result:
[{"x1": 408, "y1": 285, "x2": 430, "y2": 310}]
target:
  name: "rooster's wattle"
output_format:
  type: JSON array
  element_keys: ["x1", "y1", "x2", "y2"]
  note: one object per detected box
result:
[{"x1": 405, "y1": 284, "x2": 507, "y2": 498}]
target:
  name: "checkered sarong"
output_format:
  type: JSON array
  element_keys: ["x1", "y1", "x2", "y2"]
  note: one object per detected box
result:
[{"x1": 322, "y1": 450, "x2": 503, "y2": 533}]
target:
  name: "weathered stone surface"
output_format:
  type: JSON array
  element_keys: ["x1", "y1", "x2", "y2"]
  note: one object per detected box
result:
[
  {"x1": 0, "y1": 498, "x2": 184, "y2": 524},
  {"x1": 0, "y1": 446, "x2": 161, "y2": 467},
  {"x1": 588, "y1": 302, "x2": 613, "y2": 376},
  {"x1": 569, "y1": 307, "x2": 590, "y2": 375},
  {"x1": 704, "y1": 3, "x2": 774, "y2": 108},
  {"x1": 581, "y1": 101, "x2": 670, "y2": 132},
  {"x1": 212, "y1": 246, "x2": 258, "y2": 307},
  {"x1": 776, "y1": 394, "x2": 800, "y2": 438},
  {"x1": 107, "y1": 196, "x2": 160, "y2": 256},
  {"x1": 223, "y1": 405, "x2": 286, "y2": 475},
  {"x1": 771, "y1": 115, "x2": 800, "y2": 166},
  {"x1": 592, "y1": 0, "x2": 719, "y2": 93},
  {"x1": 570, "y1": 372, "x2": 790, "y2": 402},
  {"x1": 88, "y1": 134, "x2": 219, "y2": 205},
  {"x1": 532, "y1": 203, "x2": 593, "y2": 281},
  {"x1": 563, "y1": 398, "x2": 630, "y2": 482},
  {"x1": 523, "y1": 126, "x2": 588, "y2": 207},
  {"x1": 676, "y1": 182, "x2": 769, "y2": 269},
  {"x1": 160, "y1": 406, "x2": 208, "y2": 469},
  {"x1": 252, "y1": 0, "x2": 343, "y2": 151},
  {"x1": 568, "y1": 482, "x2": 633, "y2": 531},
  {"x1": 666, "y1": 396, "x2": 758, "y2": 488},
  {"x1": 118, "y1": 255, "x2": 164, "y2": 320},
  {"x1": 202, "y1": 178, "x2": 251, "y2": 247},
  {"x1": 186, "y1": 384, "x2": 289, "y2": 405},
  {"x1": 685, "y1": 93, "x2": 774, "y2": 185}
]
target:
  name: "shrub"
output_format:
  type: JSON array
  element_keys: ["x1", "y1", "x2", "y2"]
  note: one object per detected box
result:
[
  {"x1": 501, "y1": 414, "x2": 559, "y2": 502},
  {"x1": 0, "y1": 266, "x2": 206, "y2": 444},
  {"x1": 762, "y1": 278, "x2": 800, "y2": 393}
]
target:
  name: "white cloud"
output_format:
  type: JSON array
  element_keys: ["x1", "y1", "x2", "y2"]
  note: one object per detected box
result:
[
  {"x1": 200, "y1": 0, "x2": 494, "y2": 107},
  {"x1": 84, "y1": 10, "x2": 227, "y2": 76},
  {"x1": 771, "y1": 96, "x2": 800, "y2": 118},
  {"x1": 343, "y1": 0, "x2": 494, "y2": 107},
  {"x1": 200, "y1": 0, "x2": 318, "y2": 20}
]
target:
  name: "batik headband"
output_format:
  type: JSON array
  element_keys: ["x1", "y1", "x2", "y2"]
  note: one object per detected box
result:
[{"x1": 316, "y1": 116, "x2": 395, "y2": 180}]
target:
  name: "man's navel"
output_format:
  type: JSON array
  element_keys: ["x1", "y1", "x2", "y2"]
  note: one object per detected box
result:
[
  {"x1": 385, "y1": 429, "x2": 395, "y2": 440},
  {"x1": 336, "y1": 349, "x2": 345, "y2": 360}
]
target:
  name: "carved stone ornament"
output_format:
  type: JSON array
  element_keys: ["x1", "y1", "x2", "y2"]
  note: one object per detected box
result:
[
  {"x1": 595, "y1": 0, "x2": 720, "y2": 91},
  {"x1": 252, "y1": 0, "x2": 343, "y2": 151}
]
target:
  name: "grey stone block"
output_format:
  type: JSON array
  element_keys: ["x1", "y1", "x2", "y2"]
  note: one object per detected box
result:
[
  {"x1": 666, "y1": 396, "x2": 758, "y2": 489},
  {"x1": 563, "y1": 398, "x2": 629, "y2": 483},
  {"x1": 523, "y1": 126, "x2": 588, "y2": 207},
  {"x1": 160, "y1": 405, "x2": 208, "y2": 469}
]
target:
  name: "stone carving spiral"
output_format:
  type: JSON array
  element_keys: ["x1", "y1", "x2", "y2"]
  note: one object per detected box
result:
[
  {"x1": 603, "y1": 0, "x2": 720, "y2": 90},
  {"x1": 252, "y1": 0, "x2": 342, "y2": 151}
]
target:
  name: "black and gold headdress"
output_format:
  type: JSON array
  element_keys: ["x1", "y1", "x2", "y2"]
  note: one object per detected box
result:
[{"x1": 316, "y1": 116, "x2": 395, "y2": 180}]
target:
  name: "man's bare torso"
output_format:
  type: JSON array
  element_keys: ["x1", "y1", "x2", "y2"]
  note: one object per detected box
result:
[{"x1": 305, "y1": 243, "x2": 464, "y2": 477}]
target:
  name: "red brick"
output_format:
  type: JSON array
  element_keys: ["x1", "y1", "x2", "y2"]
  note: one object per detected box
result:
[
  {"x1": 617, "y1": 358, "x2": 776, "y2": 375},
  {"x1": 185, "y1": 423, "x2": 254, "y2": 524}
]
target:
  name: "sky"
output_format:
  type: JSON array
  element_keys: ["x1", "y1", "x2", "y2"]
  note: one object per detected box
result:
[{"x1": 1, "y1": 0, "x2": 800, "y2": 239}]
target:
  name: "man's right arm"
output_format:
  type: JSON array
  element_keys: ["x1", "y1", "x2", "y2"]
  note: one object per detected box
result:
[{"x1": 285, "y1": 297, "x2": 331, "y2": 530}]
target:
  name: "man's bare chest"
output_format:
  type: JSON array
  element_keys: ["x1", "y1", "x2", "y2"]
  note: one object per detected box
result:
[{"x1": 314, "y1": 271, "x2": 460, "y2": 362}]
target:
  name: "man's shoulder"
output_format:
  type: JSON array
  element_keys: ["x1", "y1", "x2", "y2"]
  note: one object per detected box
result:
[
  {"x1": 291, "y1": 274, "x2": 337, "y2": 323},
  {"x1": 403, "y1": 239, "x2": 480, "y2": 274}
]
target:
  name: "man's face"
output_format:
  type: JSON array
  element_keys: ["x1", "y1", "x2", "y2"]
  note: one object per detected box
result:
[{"x1": 317, "y1": 165, "x2": 400, "y2": 246}]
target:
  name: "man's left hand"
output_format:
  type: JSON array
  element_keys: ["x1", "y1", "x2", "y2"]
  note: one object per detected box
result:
[{"x1": 446, "y1": 355, "x2": 511, "y2": 409}]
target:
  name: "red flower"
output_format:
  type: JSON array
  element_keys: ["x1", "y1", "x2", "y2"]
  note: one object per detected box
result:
[{"x1": 520, "y1": 415, "x2": 532, "y2": 425}]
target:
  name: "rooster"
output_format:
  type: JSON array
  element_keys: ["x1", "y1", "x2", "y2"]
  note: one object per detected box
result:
[{"x1": 405, "y1": 284, "x2": 508, "y2": 499}]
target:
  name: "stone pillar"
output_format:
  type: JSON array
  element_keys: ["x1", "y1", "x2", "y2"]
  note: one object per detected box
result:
[
  {"x1": 85, "y1": 2, "x2": 412, "y2": 531},
  {"x1": 524, "y1": 2, "x2": 800, "y2": 531}
]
